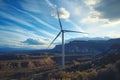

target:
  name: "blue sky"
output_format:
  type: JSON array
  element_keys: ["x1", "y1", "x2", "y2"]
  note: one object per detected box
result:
[{"x1": 0, "y1": 0, "x2": 120, "y2": 49}]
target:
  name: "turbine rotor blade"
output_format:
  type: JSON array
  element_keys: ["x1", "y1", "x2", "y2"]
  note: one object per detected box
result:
[
  {"x1": 57, "y1": 8, "x2": 63, "y2": 30},
  {"x1": 64, "y1": 30, "x2": 88, "y2": 34},
  {"x1": 48, "y1": 31, "x2": 61, "y2": 48}
]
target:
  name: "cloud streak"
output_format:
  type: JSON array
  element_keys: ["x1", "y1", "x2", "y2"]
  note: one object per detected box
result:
[
  {"x1": 45, "y1": 0, "x2": 56, "y2": 8},
  {"x1": 12, "y1": 6, "x2": 58, "y2": 31},
  {"x1": 0, "y1": 10, "x2": 56, "y2": 38}
]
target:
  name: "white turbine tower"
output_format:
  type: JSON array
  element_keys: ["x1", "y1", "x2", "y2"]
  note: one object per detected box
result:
[{"x1": 48, "y1": 8, "x2": 88, "y2": 69}]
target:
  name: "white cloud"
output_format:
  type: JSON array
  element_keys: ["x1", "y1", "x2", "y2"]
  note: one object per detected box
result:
[
  {"x1": 80, "y1": 9, "x2": 109, "y2": 24},
  {"x1": 52, "y1": 7, "x2": 70, "y2": 19},
  {"x1": 59, "y1": 8, "x2": 70, "y2": 19},
  {"x1": 102, "y1": 20, "x2": 120, "y2": 27},
  {"x1": 81, "y1": 16, "x2": 97, "y2": 23},
  {"x1": 81, "y1": 0, "x2": 120, "y2": 28},
  {"x1": 45, "y1": 0, "x2": 70, "y2": 19},
  {"x1": 90, "y1": 10, "x2": 101, "y2": 18},
  {"x1": 106, "y1": 31, "x2": 120, "y2": 38},
  {"x1": 74, "y1": 7, "x2": 82, "y2": 15},
  {"x1": 81, "y1": 16, "x2": 108, "y2": 24},
  {"x1": 84, "y1": 0, "x2": 100, "y2": 6},
  {"x1": 22, "y1": 38, "x2": 47, "y2": 45}
]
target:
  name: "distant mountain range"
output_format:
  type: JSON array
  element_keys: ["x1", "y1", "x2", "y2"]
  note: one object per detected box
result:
[
  {"x1": 66, "y1": 37, "x2": 110, "y2": 42},
  {"x1": 0, "y1": 38, "x2": 120, "y2": 55},
  {"x1": 51, "y1": 38, "x2": 120, "y2": 54},
  {"x1": 0, "y1": 47, "x2": 31, "y2": 54}
]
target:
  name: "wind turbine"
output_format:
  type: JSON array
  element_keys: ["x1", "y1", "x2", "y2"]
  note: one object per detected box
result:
[{"x1": 48, "y1": 8, "x2": 88, "y2": 69}]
